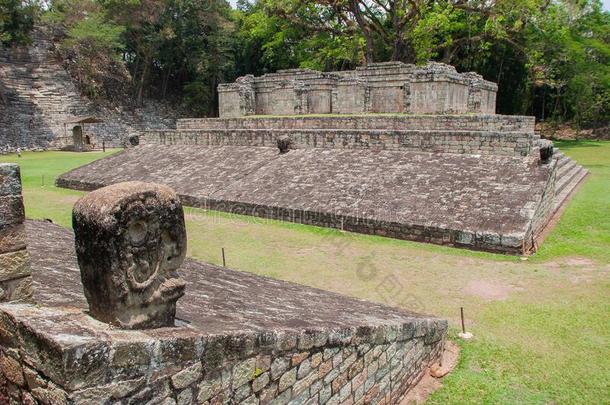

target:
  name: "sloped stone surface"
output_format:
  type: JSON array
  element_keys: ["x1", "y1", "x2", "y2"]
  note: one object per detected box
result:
[
  {"x1": 27, "y1": 220, "x2": 431, "y2": 332},
  {"x1": 57, "y1": 144, "x2": 554, "y2": 253}
]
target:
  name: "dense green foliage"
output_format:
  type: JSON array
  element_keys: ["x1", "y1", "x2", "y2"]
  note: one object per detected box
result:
[
  {"x1": 0, "y1": 0, "x2": 37, "y2": 46},
  {"x1": 233, "y1": 0, "x2": 609, "y2": 126},
  {"x1": 39, "y1": 0, "x2": 235, "y2": 114},
  {"x1": 1, "y1": 0, "x2": 608, "y2": 125}
]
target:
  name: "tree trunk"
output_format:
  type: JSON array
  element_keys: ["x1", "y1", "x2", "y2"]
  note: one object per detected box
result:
[
  {"x1": 162, "y1": 67, "x2": 171, "y2": 100},
  {"x1": 348, "y1": 0, "x2": 374, "y2": 63},
  {"x1": 136, "y1": 55, "x2": 150, "y2": 106}
]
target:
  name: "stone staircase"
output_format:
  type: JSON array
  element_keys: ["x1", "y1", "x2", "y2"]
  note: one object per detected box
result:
[
  {"x1": 0, "y1": 28, "x2": 175, "y2": 150},
  {"x1": 552, "y1": 148, "x2": 589, "y2": 212},
  {"x1": 0, "y1": 32, "x2": 86, "y2": 148},
  {"x1": 534, "y1": 134, "x2": 588, "y2": 213}
]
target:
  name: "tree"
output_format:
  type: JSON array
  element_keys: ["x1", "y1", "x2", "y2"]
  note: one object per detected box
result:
[
  {"x1": 43, "y1": 0, "x2": 129, "y2": 103},
  {"x1": 0, "y1": 0, "x2": 38, "y2": 46},
  {"x1": 524, "y1": 0, "x2": 609, "y2": 126},
  {"x1": 236, "y1": 0, "x2": 608, "y2": 125}
]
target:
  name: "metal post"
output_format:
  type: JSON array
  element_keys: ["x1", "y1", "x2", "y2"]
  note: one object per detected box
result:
[{"x1": 222, "y1": 248, "x2": 226, "y2": 267}]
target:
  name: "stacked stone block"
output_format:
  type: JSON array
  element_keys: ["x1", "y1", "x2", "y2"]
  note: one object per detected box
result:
[
  {"x1": 176, "y1": 115, "x2": 534, "y2": 132},
  {"x1": 218, "y1": 75, "x2": 257, "y2": 118},
  {"x1": 0, "y1": 303, "x2": 446, "y2": 404},
  {"x1": 332, "y1": 78, "x2": 368, "y2": 114},
  {"x1": 0, "y1": 164, "x2": 32, "y2": 302},
  {"x1": 463, "y1": 72, "x2": 498, "y2": 114},
  {"x1": 218, "y1": 62, "x2": 497, "y2": 117},
  {"x1": 408, "y1": 63, "x2": 471, "y2": 114},
  {"x1": 142, "y1": 128, "x2": 534, "y2": 157}
]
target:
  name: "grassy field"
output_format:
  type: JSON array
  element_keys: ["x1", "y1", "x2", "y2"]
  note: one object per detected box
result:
[{"x1": 1, "y1": 141, "x2": 608, "y2": 404}]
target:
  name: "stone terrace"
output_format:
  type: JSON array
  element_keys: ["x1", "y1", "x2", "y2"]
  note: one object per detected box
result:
[
  {"x1": 57, "y1": 144, "x2": 555, "y2": 254},
  {"x1": 162, "y1": 114, "x2": 536, "y2": 157},
  {"x1": 0, "y1": 220, "x2": 447, "y2": 404}
]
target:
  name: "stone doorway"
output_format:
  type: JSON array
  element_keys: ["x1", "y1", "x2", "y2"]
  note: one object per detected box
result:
[{"x1": 72, "y1": 125, "x2": 83, "y2": 151}]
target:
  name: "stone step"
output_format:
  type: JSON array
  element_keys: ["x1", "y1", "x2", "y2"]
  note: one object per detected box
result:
[
  {"x1": 557, "y1": 157, "x2": 576, "y2": 176},
  {"x1": 554, "y1": 152, "x2": 567, "y2": 165},
  {"x1": 553, "y1": 166, "x2": 588, "y2": 212},
  {"x1": 556, "y1": 162, "x2": 585, "y2": 196}
]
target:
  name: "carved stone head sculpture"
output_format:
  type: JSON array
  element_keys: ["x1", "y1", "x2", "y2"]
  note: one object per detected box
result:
[{"x1": 73, "y1": 181, "x2": 187, "y2": 329}]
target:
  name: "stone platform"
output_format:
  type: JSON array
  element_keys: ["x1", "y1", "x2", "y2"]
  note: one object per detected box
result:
[
  {"x1": 151, "y1": 114, "x2": 536, "y2": 157},
  {"x1": 58, "y1": 142, "x2": 556, "y2": 254},
  {"x1": 0, "y1": 221, "x2": 447, "y2": 404}
]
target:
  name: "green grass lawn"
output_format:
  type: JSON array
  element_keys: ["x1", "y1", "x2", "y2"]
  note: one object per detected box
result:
[
  {"x1": 1, "y1": 142, "x2": 609, "y2": 404},
  {"x1": 0, "y1": 149, "x2": 121, "y2": 227}
]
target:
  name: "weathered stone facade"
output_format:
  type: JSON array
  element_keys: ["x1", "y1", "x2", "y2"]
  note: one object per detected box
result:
[
  {"x1": 218, "y1": 62, "x2": 497, "y2": 118},
  {"x1": 0, "y1": 164, "x2": 32, "y2": 302},
  {"x1": 146, "y1": 115, "x2": 535, "y2": 157},
  {"x1": 0, "y1": 219, "x2": 448, "y2": 404}
]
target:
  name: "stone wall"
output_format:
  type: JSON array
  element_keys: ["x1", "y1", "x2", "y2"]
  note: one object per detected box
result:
[
  {"x1": 523, "y1": 159, "x2": 558, "y2": 253},
  {"x1": 217, "y1": 62, "x2": 497, "y2": 117},
  {"x1": 0, "y1": 304, "x2": 446, "y2": 405},
  {"x1": 332, "y1": 79, "x2": 368, "y2": 114},
  {"x1": 0, "y1": 218, "x2": 448, "y2": 404},
  {"x1": 193, "y1": 199, "x2": 532, "y2": 254},
  {"x1": 0, "y1": 164, "x2": 32, "y2": 302},
  {"x1": 142, "y1": 128, "x2": 534, "y2": 157},
  {"x1": 176, "y1": 115, "x2": 534, "y2": 132},
  {"x1": 166, "y1": 115, "x2": 536, "y2": 157}
]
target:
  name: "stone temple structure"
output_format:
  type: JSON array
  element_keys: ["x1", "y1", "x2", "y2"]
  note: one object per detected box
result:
[
  {"x1": 0, "y1": 175, "x2": 447, "y2": 404},
  {"x1": 56, "y1": 62, "x2": 588, "y2": 255},
  {"x1": 218, "y1": 62, "x2": 497, "y2": 117}
]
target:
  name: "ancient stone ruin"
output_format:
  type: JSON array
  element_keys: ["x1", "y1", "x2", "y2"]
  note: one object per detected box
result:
[
  {"x1": 0, "y1": 28, "x2": 174, "y2": 151},
  {"x1": 57, "y1": 63, "x2": 587, "y2": 254},
  {"x1": 56, "y1": 62, "x2": 588, "y2": 254},
  {"x1": 0, "y1": 177, "x2": 448, "y2": 404},
  {"x1": 218, "y1": 62, "x2": 497, "y2": 117}
]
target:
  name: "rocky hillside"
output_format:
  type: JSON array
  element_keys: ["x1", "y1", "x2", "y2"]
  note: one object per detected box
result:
[{"x1": 0, "y1": 29, "x2": 176, "y2": 151}]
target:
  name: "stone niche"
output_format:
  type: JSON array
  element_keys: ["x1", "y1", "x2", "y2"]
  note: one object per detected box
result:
[
  {"x1": 270, "y1": 80, "x2": 305, "y2": 115},
  {"x1": 0, "y1": 178, "x2": 449, "y2": 404},
  {"x1": 305, "y1": 78, "x2": 335, "y2": 114},
  {"x1": 368, "y1": 83, "x2": 407, "y2": 113}
]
